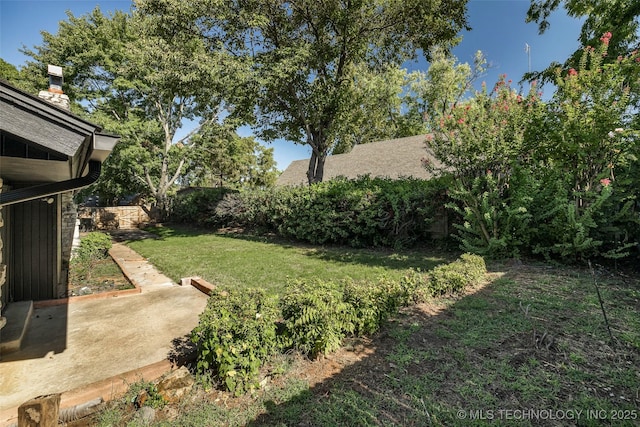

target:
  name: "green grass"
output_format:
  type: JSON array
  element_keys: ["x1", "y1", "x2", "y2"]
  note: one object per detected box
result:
[
  {"x1": 103, "y1": 228, "x2": 639, "y2": 426},
  {"x1": 126, "y1": 225, "x2": 449, "y2": 294}
]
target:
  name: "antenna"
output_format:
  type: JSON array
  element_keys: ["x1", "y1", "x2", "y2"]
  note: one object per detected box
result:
[{"x1": 525, "y1": 43, "x2": 531, "y2": 73}]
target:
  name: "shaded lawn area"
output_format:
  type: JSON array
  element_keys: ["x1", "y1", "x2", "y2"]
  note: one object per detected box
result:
[
  {"x1": 126, "y1": 225, "x2": 453, "y2": 295},
  {"x1": 140, "y1": 262, "x2": 639, "y2": 427}
]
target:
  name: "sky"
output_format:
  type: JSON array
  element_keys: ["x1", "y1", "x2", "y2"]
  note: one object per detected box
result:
[{"x1": 0, "y1": 0, "x2": 585, "y2": 170}]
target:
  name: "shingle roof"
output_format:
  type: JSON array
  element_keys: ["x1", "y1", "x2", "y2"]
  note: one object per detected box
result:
[
  {"x1": 276, "y1": 134, "x2": 442, "y2": 186},
  {"x1": 1, "y1": 79, "x2": 101, "y2": 157}
]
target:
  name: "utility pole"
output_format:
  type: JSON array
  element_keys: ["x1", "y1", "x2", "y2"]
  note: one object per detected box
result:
[{"x1": 525, "y1": 43, "x2": 531, "y2": 73}]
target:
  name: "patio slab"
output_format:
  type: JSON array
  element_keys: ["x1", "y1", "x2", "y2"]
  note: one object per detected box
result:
[
  {"x1": 0, "y1": 242, "x2": 208, "y2": 424},
  {"x1": 0, "y1": 301, "x2": 32, "y2": 354}
]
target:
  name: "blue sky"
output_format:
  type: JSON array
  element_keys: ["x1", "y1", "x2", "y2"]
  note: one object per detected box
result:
[{"x1": 0, "y1": 0, "x2": 584, "y2": 170}]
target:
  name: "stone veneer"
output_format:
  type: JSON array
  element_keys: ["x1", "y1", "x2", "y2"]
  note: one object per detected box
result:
[
  {"x1": 38, "y1": 89, "x2": 77, "y2": 298},
  {"x1": 59, "y1": 192, "x2": 79, "y2": 298},
  {"x1": 37, "y1": 90, "x2": 70, "y2": 111}
]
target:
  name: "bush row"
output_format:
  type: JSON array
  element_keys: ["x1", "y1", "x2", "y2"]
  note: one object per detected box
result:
[
  {"x1": 190, "y1": 253, "x2": 486, "y2": 395},
  {"x1": 169, "y1": 187, "x2": 238, "y2": 228},
  {"x1": 170, "y1": 176, "x2": 449, "y2": 248}
]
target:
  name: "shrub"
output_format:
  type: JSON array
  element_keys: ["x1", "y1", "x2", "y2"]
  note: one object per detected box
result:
[
  {"x1": 170, "y1": 187, "x2": 237, "y2": 227},
  {"x1": 191, "y1": 288, "x2": 279, "y2": 395},
  {"x1": 189, "y1": 254, "x2": 486, "y2": 396},
  {"x1": 398, "y1": 269, "x2": 432, "y2": 304},
  {"x1": 343, "y1": 278, "x2": 396, "y2": 336},
  {"x1": 427, "y1": 33, "x2": 640, "y2": 262},
  {"x1": 168, "y1": 177, "x2": 449, "y2": 249},
  {"x1": 264, "y1": 176, "x2": 447, "y2": 248},
  {"x1": 428, "y1": 253, "x2": 486, "y2": 296},
  {"x1": 279, "y1": 280, "x2": 355, "y2": 358},
  {"x1": 75, "y1": 231, "x2": 112, "y2": 260}
]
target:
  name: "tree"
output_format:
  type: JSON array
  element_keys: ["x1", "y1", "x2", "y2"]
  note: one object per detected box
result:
[
  {"x1": 426, "y1": 72, "x2": 541, "y2": 257},
  {"x1": 0, "y1": 59, "x2": 20, "y2": 84},
  {"x1": 331, "y1": 63, "x2": 409, "y2": 155},
  {"x1": 138, "y1": 0, "x2": 470, "y2": 184},
  {"x1": 0, "y1": 58, "x2": 39, "y2": 94},
  {"x1": 184, "y1": 123, "x2": 278, "y2": 189},
  {"x1": 426, "y1": 37, "x2": 640, "y2": 260},
  {"x1": 525, "y1": 0, "x2": 640, "y2": 83},
  {"x1": 21, "y1": 8, "x2": 233, "y2": 217},
  {"x1": 403, "y1": 48, "x2": 487, "y2": 133}
]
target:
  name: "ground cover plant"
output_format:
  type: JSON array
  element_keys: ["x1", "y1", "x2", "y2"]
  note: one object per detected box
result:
[{"x1": 93, "y1": 258, "x2": 640, "y2": 426}]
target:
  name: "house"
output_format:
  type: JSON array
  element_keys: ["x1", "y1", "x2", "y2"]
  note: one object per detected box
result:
[
  {"x1": 276, "y1": 134, "x2": 442, "y2": 186},
  {"x1": 0, "y1": 75, "x2": 119, "y2": 331}
]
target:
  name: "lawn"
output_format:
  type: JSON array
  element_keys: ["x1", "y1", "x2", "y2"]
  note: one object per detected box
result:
[
  {"x1": 101, "y1": 228, "x2": 640, "y2": 426},
  {"x1": 126, "y1": 225, "x2": 452, "y2": 295}
]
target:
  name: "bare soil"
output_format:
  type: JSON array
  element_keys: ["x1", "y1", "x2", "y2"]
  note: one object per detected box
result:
[{"x1": 68, "y1": 256, "x2": 134, "y2": 297}]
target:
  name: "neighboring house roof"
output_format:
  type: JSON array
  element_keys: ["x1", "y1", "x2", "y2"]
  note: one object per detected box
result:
[{"x1": 276, "y1": 134, "x2": 442, "y2": 186}]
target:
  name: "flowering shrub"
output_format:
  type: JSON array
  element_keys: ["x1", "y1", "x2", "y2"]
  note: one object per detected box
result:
[
  {"x1": 427, "y1": 32, "x2": 639, "y2": 261},
  {"x1": 426, "y1": 74, "x2": 541, "y2": 257},
  {"x1": 529, "y1": 35, "x2": 640, "y2": 260}
]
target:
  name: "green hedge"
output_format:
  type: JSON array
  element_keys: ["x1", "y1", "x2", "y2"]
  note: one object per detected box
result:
[
  {"x1": 191, "y1": 288, "x2": 280, "y2": 395},
  {"x1": 172, "y1": 176, "x2": 449, "y2": 248},
  {"x1": 429, "y1": 253, "x2": 487, "y2": 296},
  {"x1": 192, "y1": 253, "x2": 486, "y2": 393},
  {"x1": 170, "y1": 187, "x2": 238, "y2": 227}
]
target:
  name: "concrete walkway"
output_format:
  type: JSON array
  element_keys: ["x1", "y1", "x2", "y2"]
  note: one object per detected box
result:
[{"x1": 0, "y1": 242, "x2": 208, "y2": 423}]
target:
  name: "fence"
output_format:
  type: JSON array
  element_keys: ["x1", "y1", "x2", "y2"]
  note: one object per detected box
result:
[{"x1": 78, "y1": 206, "x2": 151, "y2": 231}]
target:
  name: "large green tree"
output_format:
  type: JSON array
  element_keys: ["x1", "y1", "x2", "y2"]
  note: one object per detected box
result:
[
  {"x1": 184, "y1": 122, "x2": 278, "y2": 189},
  {"x1": 331, "y1": 63, "x2": 409, "y2": 155},
  {"x1": 525, "y1": 0, "x2": 640, "y2": 83},
  {"x1": 138, "y1": 0, "x2": 469, "y2": 184},
  {"x1": 21, "y1": 8, "x2": 233, "y2": 216}
]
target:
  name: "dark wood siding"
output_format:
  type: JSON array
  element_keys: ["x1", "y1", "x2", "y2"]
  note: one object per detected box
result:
[{"x1": 8, "y1": 198, "x2": 57, "y2": 301}]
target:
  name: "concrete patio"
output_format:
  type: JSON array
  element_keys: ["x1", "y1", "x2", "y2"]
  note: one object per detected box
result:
[{"x1": 0, "y1": 241, "x2": 208, "y2": 425}]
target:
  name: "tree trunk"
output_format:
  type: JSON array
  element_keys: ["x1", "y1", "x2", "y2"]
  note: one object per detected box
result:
[
  {"x1": 306, "y1": 151, "x2": 327, "y2": 184},
  {"x1": 306, "y1": 130, "x2": 328, "y2": 184}
]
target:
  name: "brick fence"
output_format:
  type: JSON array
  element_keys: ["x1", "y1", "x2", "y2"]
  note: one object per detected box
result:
[{"x1": 78, "y1": 206, "x2": 151, "y2": 230}]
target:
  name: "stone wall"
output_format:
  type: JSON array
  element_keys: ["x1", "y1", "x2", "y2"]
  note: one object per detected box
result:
[{"x1": 59, "y1": 192, "x2": 78, "y2": 298}]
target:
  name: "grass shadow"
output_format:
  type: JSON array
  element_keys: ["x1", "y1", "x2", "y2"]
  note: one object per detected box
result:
[
  {"x1": 151, "y1": 224, "x2": 458, "y2": 272},
  {"x1": 224, "y1": 263, "x2": 639, "y2": 426},
  {"x1": 304, "y1": 244, "x2": 458, "y2": 272}
]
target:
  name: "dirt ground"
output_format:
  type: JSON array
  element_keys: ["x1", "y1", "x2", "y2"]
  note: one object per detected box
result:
[{"x1": 67, "y1": 256, "x2": 134, "y2": 297}]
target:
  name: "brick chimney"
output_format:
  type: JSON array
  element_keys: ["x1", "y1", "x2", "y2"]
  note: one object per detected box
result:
[{"x1": 38, "y1": 64, "x2": 70, "y2": 110}]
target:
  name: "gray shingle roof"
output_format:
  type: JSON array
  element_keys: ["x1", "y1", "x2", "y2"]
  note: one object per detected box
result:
[{"x1": 276, "y1": 135, "x2": 442, "y2": 186}]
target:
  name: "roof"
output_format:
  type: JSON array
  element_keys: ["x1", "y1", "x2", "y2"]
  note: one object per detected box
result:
[
  {"x1": 0, "y1": 79, "x2": 119, "y2": 184},
  {"x1": 276, "y1": 135, "x2": 442, "y2": 186},
  {"x1": 0, "y1": 79, "x2": 101, "y2": 157}
]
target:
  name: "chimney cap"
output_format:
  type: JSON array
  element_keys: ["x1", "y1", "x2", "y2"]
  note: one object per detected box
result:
[{"x1": 47, "y1": 64, "x2": 63, "y2": 77}]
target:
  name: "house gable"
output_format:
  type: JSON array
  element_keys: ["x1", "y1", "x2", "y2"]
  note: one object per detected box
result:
[{"x1": 276, "y1": 135, "x2": 441, "y2": 186}]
